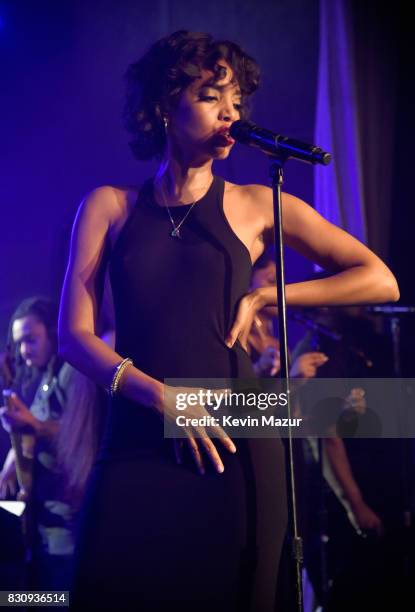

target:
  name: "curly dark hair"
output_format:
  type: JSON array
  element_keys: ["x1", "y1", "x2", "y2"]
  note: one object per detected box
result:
[{"x1": 123, "y1": 30, "x2": 260, "y2": 161}]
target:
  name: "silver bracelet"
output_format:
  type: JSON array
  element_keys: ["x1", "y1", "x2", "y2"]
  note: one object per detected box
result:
[{"x1": 109, "y1": 358, "x2": 133, "y2": 397}]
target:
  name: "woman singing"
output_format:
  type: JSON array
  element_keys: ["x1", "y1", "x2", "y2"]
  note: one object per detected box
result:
[{"x1": 58, "y1": 30, "x2": 399, "y2": 612}]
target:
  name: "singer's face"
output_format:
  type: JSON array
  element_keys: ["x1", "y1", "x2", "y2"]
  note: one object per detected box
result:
[
  {"x1": 12, "y1": 315, "x2": 54, "y2": 369},
  {"x1": 167, "y1": 60, "x2": 242, "y2": 163}
]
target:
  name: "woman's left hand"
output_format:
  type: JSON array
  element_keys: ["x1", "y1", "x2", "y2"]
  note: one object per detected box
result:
[{"x1": 225, "y1": 290, "x2": 264, "y2": 351}]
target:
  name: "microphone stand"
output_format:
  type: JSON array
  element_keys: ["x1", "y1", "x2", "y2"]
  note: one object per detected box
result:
[
  {"x1": 270, "y1": 158, "x2": 304, "y2": 612},
  {"x1": 228, "y1": 119, "x2": 332, "y2": 610}
]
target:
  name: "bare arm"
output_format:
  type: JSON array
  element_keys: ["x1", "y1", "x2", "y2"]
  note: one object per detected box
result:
[
  {"x1": 324, "y1": 435, "x2": 383, "y2": 533},
  {"x1": 226, "y1": 187, "x2": 399, "y2": 348},
  {"x1": 324, "y1": 436, "x2": 363, "y2": 508},
  {"x1": 261, "y1": 190, "x2": 399, "y2": 306},
  {"x1": 58, "y1": 186, "x2": 163, "y2": 409}
]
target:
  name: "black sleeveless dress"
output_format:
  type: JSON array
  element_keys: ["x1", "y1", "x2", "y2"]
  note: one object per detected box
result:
[{"x1": 70, "y1": 175, "x2": 288, "y2": 611}]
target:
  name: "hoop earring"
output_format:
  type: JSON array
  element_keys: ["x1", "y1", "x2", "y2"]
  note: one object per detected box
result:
[{"x1": 163, "y1": 116, "x2": 168, "y2": 131}]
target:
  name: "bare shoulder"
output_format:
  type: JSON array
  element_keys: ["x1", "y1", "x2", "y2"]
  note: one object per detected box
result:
[
  {"x1": 224, "y1": 180, "x2": 301, "y2": 229},
  {"x1": 224, "y1": 180, "x2": 271, "y2": 214},
  {"x1": 224, "y1": 180, "x2": 271, "y2": 202},
  {"x1": 78, "y1": 184, "x2": 139, "y2": 224},
  {"x1": 75, "y1": 184, "x2": 140, "y2": 248}
]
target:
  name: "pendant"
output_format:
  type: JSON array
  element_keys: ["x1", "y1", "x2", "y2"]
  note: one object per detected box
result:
[{"x1": 170, "y1": 227, "x2": 181, "y2": 239}]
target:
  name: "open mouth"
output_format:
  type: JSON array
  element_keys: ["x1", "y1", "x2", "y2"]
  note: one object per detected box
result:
[{"x1": 214, "y1": 129, "x2": 235, "y2": 145}]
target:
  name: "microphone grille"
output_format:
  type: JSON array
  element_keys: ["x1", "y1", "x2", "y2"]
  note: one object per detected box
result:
[{"x1": 229, "y1": 120, "x2": 255, "y2": 143}]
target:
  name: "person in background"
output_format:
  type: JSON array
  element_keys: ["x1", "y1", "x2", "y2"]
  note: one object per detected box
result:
[
  {"x1": 292, "y1": 304, "x2": 408, "y2": 611},
  {"x1": 0, "y1": 297, "x2": 78, "y2": 592}
]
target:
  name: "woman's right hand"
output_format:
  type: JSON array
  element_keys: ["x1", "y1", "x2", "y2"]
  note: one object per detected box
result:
[{"x1": 158, "y1": 385, "x2": 236, "y2": 475}]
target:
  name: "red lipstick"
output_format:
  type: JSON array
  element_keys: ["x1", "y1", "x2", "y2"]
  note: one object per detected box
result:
[{"x1": 214, "y1": 127, "x2": 235, "y2": 145}]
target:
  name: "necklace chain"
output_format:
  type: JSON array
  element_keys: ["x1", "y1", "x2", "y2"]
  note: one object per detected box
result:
[
  {"x1": 156, "y1": 177, "x2": 208, "y2": 239},
  {"x1": 165, "y1": 200, "x2": 198, "y2": 239}
]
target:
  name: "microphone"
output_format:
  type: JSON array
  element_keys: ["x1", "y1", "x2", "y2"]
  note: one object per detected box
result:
[{"x1": 230, "y1": 120, "x2": 331, "y2": 166}]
